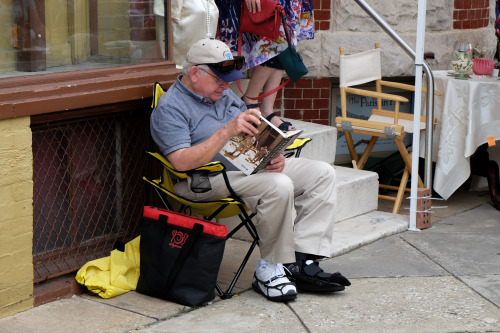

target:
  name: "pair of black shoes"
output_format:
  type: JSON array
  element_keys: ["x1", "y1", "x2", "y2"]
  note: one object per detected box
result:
[{"x1": 285, "y1": 255, "x2": 351, "y2": 293}]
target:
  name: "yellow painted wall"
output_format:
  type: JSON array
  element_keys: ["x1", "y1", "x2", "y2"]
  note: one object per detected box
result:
[{"x1": 0, "y1": 117, "x2": 34, "y2": 318}]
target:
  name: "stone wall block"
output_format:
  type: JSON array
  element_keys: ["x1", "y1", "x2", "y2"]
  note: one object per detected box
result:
[{"x1": 297, "y1": 38, "x2": 322, "y2": 77}]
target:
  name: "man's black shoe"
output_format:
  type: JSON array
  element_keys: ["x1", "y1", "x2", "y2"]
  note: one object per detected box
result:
[{"x1": 285, "y1": 260, "x2": 349, "y2": 292}]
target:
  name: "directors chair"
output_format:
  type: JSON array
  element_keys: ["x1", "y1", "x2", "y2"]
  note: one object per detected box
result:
[{"x1": 336, "y1": 43, "x2": 439, "y2": 214}]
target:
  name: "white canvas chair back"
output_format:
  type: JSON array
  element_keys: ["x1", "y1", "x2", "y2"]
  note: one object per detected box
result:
[{"x1": 339, "y1": 48, "x2": 382, "y2": 88}]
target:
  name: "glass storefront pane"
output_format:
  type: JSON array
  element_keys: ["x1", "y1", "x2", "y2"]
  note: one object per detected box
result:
[{"x1": 0, "y1": 0, "x2": 165, "y2": 78}]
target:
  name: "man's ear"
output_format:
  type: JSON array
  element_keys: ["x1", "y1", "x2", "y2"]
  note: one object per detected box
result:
[{"x1": 190, "y1": 66, "x2": 200, "y2": 82}]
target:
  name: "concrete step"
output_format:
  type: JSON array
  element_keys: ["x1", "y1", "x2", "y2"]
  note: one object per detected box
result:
[
  {"x1": 285, "y1": 118, "x2": 379, "y2": 221},
  {"x1": 284, "y1": 118, "x2": 337, "y2": 164},
  {"x1": 333, "y1": 165, "x2": 378, "y2": 222},
  {"x1": 330, "y1": 210, "x2": 408, "y2": 257}
]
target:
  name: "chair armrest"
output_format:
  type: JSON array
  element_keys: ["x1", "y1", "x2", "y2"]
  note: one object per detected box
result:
[
  {"x1": 379, "y1": 80, "x2": 441, "y2": 96},
  {"x1": 286, "y1": 137, "x2": 312, "y2": 151},
  {"x1": 336, "y1": 116, "x2": 404, "y2": 135},
  {"x1": 146, "y1": 151, "x2": 225, "y2": 179},
  {"x1": 146, "y1": 151, "x2": 239, "y2": 197},
  {"x1": 284, "y1": 137, "x2": 312, "y2": 158},
  {"x1": 344, "y1": 87, "x2": 409, "y2": 103}
]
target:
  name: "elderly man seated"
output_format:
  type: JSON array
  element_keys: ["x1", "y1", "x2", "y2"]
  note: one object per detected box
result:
[{"x1": 150, "y1": 38, "x2": 350, "y2": 302}]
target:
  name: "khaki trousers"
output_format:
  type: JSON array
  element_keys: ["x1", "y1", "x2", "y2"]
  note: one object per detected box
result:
[{"x1": 174, "y1": 158, "x2": 337, "y2": 264}]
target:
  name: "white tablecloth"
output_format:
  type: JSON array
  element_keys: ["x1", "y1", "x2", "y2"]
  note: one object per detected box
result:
[{"x1": 428, "y1": 70, "x2": 500, "y2": 199}]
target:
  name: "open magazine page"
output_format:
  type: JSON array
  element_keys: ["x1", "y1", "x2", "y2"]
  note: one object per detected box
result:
[{"x1": 220, "y1": 116, "x2": 303, "y2": 175}]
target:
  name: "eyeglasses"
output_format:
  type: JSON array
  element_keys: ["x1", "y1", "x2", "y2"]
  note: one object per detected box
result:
[
  {"x1": 199, "y1": 56, "x2": 245, "y2": 74},
  {"x1": 197, "y1": 67, "x2": 226, "y2": 85}
]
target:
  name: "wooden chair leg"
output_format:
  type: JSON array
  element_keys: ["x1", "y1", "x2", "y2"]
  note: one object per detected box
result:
[
  {"x1": 357, "y1": 136, "x2": 378, "y2": 170},
  {"x1": 345, "y1": 132, "x2": 359, "y2": 165},
  {"x1": 393, "y1": 166, "x2": 410, "y2": 214},
  {"x1": 395, "y1": 141, "x2": 424, "y2": 187}
]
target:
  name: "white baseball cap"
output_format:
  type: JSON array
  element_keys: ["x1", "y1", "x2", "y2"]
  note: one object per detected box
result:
[{"x1": 187, "y1": 39, "x2": 245, "y2": 82}]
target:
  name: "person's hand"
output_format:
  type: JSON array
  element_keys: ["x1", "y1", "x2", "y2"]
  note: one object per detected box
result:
[
  {"x1": 226, "y1": 109, "x2": 261, "y2": 137},
  {"x1": 245, "y1": 0, "x2": 261, "y2": 13},
  {"x1": 266, "y1": 153, "x2": 285, "y2": 173}
]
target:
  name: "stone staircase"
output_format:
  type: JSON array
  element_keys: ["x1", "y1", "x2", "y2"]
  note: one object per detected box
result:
[{"x1": 219, "y1": 118, "x2": 408, "y2": 257}]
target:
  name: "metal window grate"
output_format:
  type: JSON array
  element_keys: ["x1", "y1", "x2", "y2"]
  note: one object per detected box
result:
[{"x1": 31, "y1": 110, "x2": 149, "y2": 283}]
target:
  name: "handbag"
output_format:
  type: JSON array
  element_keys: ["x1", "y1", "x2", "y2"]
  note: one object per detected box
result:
[
  {"x1": 239, "y1": 0, "x2": 284, "y2": 40},
  {"x1": 276, "y1": 16, "x2": 308, "y2": 83},
  {"x1": 237, "y1": 3, "x2": 289, "y2": 100},
  {"x1": 237, "y1": 8, "x2": 307, "y2": 99},
  {"x1": 136, "y1": 206, "x2": 227, "y2": 306}
]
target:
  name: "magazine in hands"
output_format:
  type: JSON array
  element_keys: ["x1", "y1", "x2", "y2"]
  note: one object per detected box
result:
[{"x1": 220, "y1": 115, "x2": 303, "y2": 175}]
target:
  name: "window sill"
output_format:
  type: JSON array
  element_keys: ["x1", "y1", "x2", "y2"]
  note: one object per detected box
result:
[{"x1": 0, "y1": 61, "x2": 179, "y2": 120}]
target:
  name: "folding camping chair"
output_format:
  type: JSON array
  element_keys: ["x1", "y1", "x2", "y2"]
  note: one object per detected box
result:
[
  {"x1": 144, "y1": 82, "x2": 311, "y2": 299},
  {"x1": 335, "y1": 43, "x2": 439, "y2": 214},
  {"x1": 143, "y1": 151, "x2": 258, "y2": 299}
]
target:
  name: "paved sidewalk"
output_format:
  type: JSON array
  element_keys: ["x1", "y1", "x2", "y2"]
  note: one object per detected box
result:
[{"x1": 1, "y1": 189, "x2": 499, "y2": 332}]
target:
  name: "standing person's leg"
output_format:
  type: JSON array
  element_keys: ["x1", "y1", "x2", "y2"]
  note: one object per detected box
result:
[
  {"x1": 242, "y1": 65, "x2": 274, "y2": 107},
  {"x1": 242, "y1": 64, "x2": 294, "y2": 131}
]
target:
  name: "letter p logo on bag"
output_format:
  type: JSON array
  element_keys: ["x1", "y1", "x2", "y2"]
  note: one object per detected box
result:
[{"x1": 170, "y1": 230, "x2": 189, "y2": 248}]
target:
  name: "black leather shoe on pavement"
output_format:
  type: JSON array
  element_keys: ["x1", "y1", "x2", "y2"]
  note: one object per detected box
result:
[{"x1": 285, "y1": 260, "x2": 350, "y2": 292}]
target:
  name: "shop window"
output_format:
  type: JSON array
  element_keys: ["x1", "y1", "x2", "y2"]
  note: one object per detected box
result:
[{"x1": 1, "y1": 0, "x2": 167, "y2": 78}]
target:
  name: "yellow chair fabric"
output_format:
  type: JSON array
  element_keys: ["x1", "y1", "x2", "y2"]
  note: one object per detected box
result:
[{"x1": 144, "y1": 152, "x2": 248, "y2": 219}]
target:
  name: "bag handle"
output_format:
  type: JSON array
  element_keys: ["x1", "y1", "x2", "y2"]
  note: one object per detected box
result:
[
  {"x1": 280, "y1": 15, "x2": 292, "y2": 48},
  {"x1": 236, "y1": 78, "x2": 290, "y2": 101},
  {"x1": 236, "y1": 6, "x2": 290, "y2": 101},
  {"x1": 157, "y1": 214, "x2": 204, "y2": 294}
]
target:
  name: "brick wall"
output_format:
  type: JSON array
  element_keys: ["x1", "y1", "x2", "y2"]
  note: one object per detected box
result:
[
  {"x1": 314, "y1": 0, "x2": 331, "y2": 30},
  {"x1": 0, "y1": 117, "x2": 34, "y2": 318},
  {"x1": 278, "y1": 79, "x2": 331, "y2": 125},
  {"x1": 453, "y1": 0, "x2": 490, "y2": 29}
]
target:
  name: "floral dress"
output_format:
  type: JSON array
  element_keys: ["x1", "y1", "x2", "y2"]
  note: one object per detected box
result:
[{"x1": 215, "y1": 0, "x2": 314, "y2": 71}]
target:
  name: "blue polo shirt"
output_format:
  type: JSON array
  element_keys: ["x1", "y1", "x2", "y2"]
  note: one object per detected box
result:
[{"x1": 150, "y1": 75, "x2": 246, "y2": 171}]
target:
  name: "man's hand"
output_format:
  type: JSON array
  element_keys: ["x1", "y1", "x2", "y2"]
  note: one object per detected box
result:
[
  {"x1": 266, "y1": 153, "x2": 285, "y2": 173},
  {"x1": 245, "y1": 0, "x2": 261, "y2": 13},
  {"x1": 225, "y1": 109, "x2": 262, "y2": 137},
  {"x1": 167, "y1": 109, "x2": 262, "y2": 171}
]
